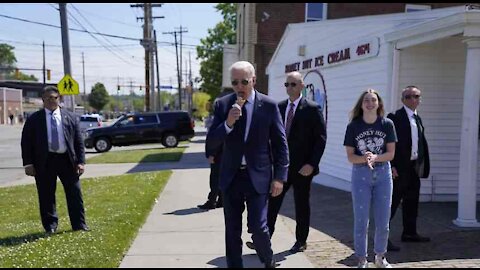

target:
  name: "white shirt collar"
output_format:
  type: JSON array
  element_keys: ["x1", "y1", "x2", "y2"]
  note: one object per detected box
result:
[
  {"x1": 403, "y1": 105, "x2": 417, "y2": 118},
  {"x1": 246, "y1": 89, "x2": 256, "y2": 104},
  {"x1": 45, "y1": 107, "x2": 61, "y2": 115},
  {"x1": 289, "y1": 95, "x2": 302, "y2": 108}
]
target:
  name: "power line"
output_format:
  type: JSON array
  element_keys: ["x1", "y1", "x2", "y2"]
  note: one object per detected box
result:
[
  {"x1": 70, "y1": 4, "x2": 140, "y2": 61},
  {"x1": 0, "y1": 13, "x2": 141, "y2": 41},
  {"x1": 65, "y1": 7, "x2": 143, "y2": 67}
]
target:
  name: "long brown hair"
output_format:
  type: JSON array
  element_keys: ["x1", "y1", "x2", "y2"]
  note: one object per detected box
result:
[{"x1": 349, "y1": 88, "x2": 385, "y2": 121}]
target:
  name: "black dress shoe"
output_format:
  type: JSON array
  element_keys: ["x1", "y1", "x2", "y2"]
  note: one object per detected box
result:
[
  {"x1": 289, "y1": 242, "x2": 307, "y2": 253},
  {"x1": 264, "y1": 259, "x2": 278, "y2": 268},
  {"x1": 197, "y1": 201, "x2": 216, "y2": 210},
  {"x1": 45, "y1": 228, "x2": 57, "y2": 235},
  {"x1": 246, "y1": 241, "x2": 255, "y2": 250},
  {"x1": 216, "y1": 201, "x2": 223, "y2": 208},
  {"x1": 387, "y1": 240, "x2": 401, "y2": 251},
  {"x1": 401, "y1": 234, "x2": 430, "y2": 242},
  {"x1": 73, "y1": 226, "x2": 90, "y2": 232}
]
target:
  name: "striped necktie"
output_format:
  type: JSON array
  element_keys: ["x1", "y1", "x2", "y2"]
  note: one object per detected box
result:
[{"x1": 285, "y1": 102, "x2": 295, "y2": 137}]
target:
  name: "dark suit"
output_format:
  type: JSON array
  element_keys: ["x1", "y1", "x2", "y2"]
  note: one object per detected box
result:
[
  {"x1": 207, "y1": 91, "x2": 289, "y2": 268},
  {"x1": 21, "y1": 108, "x2": 87, "y2": 232},
  {"x1": 387, "y1": 107, "x2": 430, "y2": 235},
  {"x1": 204, "y1": 140, "x2": 223, "y2": 205},
  {"x1": 267, "y1": 97, "x2": 327, "y2": 244}
]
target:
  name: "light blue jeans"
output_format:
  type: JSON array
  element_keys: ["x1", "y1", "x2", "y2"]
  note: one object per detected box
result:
[{"x1": 351, "y1": 162, "x2": 393, "y2": 258}]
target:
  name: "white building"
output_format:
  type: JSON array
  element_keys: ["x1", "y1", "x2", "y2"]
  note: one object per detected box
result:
[{"x1": 267, "y1": 5, "x2": 480, "y2": 227}]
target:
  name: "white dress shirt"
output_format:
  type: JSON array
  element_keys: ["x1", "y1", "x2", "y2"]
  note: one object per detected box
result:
[
  {"x1": 403, "y1": 105, "x2": 419, "y2": 161},
  {"x1": 45, "y1": 108, "x2": 67, "y2": 153},
  {"x1": 284, "y1": 95, "x2": 302, "y2": 127},
  {"x1": 225, "y1": 90, "x2": 256, "y2": 165}
]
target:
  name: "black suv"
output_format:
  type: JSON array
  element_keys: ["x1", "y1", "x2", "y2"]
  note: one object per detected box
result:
[{"x1": 84, "y1": 111, "x2": 195, "y2": 152}]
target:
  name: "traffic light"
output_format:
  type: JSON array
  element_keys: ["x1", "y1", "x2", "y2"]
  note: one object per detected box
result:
[
  {"x1": 117, "y1": 85, "x2": 120, "y2": 92},
  {"x1": 139, "y1": 86, "x2": 142, "y2": 91},
  {"x1": 15, "y1": 68, "x2": 20, "y2": 79},
  {"x1": 47, "y1": 69, "x2": 51, "y2": 80}
]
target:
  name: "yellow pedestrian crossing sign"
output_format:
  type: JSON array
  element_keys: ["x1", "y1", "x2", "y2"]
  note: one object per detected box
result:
[{"x1": 58, "y1": 74, "x2": 80, "y2": 95}]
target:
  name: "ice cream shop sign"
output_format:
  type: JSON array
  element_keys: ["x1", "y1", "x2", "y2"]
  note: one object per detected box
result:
[{"x1": 285, "y1": 37, "x2": 380, "y2": 73}]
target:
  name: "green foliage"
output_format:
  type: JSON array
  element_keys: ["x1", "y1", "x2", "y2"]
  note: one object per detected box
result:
[
  {"x1": 192, "y1": 92, "x2": 211, "y2": 119},
  {"x1": 0, "y1": 43, "x2": 16, "y2": 69},
  {"x1": 88, "y1": 83, "x2": 110, "y2": 112},
  {"x1": 0, "y1": 171, "x2": 171, "y2": 268},
  {"x1": 196, "y1": 3, "x2": 236, "y2": 101},
  {"x1": 0, "y1": 43, "x2": 37, "y2": 81},
  {"x1": 87, "y1": 147, "x2": 186, "y2": 164}
]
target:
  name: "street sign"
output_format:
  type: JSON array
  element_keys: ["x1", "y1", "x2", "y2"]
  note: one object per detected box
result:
[{"x1": 57, "y1": 74, "x2": 79, "y2": 95}]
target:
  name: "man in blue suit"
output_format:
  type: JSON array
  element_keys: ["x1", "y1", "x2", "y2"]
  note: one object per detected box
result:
[
  {"x1": 21, "y1": 86, "x2": 89, "y2": 234},
  {"x1": 206, "y1": 61, "x2": 289, "y2": 268}
]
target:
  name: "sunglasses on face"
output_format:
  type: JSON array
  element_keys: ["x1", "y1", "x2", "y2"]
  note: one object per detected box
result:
[
  {"x1": 404, "y1": 94, "x2": 421, "y2": 100},
  {"x1": 231, "y1": 79, "x2": 250, "y2": 86},
  {"x1": 284, "y1": 82, "x2": 297, "y2": 87},
  {"x1": 45, "y1": 96, "x2": 59, "y2": 101}
]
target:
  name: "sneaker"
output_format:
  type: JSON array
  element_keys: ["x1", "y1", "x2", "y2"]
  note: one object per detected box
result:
[
  {"x1": 374, "y1": 255, "x2": 392, "y2": 268},
  {"x1": 357, "y1": 259, "x2": 368, "y2": 268}
]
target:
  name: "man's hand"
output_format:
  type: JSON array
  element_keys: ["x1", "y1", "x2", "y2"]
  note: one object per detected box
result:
[
  {"x1": 226, "y1": 106, "x2": 242, "y2": 128},
  {"x1": 298, "y1": 164, "x2": 314, "y2": 177},
  {"x1": 392, "y1": 167, "x2": 399, "y2": 179},
  {"x1": 208, "y1": 156, "x2": 215, "y2": 164},
  {"x1": 24, "y1": 165, "x2": 35, "y2": 177},
  {"x1": 77, "y1": 164, "x2": 85, "y2": 176},
  {"x1": 270, "y1": 180, "x2": 284, "y2": 197}
]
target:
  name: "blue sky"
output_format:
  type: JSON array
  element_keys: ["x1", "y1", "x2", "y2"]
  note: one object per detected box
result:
[{"x1": 0, "y1": 3, "x2": 223, "y2": 95}]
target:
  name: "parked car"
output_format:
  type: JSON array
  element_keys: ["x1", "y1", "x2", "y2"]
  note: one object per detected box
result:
[
  {"x1": 83, "y1": 111, "x2": 195, "y2": 152},
  {"x1": 79, "y1": 114, "x2": 102, "y2": 132}
]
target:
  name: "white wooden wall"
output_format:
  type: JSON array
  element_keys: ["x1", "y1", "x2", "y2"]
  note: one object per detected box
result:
[{"x1": 397, "y1": 36, "x2": 479, "y2": 200}]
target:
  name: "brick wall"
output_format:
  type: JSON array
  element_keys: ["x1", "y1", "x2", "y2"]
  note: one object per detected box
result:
[
  {"x1": 254, "y1": 3, "x2": 305, "y2": 94},
  {"x1": 328, "y1": 3, "x2": 467, "y2": 19}
]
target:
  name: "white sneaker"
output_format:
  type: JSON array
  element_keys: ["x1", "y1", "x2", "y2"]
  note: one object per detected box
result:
[
  {"x1": 357, "y1": 259, "x2": 368, "y2": 268},
  {"x1": 374, "y1": 255, "x2": 392, "y2": 268}
]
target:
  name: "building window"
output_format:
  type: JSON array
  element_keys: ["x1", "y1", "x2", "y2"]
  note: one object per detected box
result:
[
  {"x1": 306, "y1": 3, "x2": 327, "y2": 22},
  {"x1": 405, "y1": 4, "x2": 431, "y2": 12}
]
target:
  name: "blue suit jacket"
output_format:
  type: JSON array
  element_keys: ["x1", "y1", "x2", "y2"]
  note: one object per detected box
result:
[
  {"x1": 206, "y1": 91, "x2": 289, "y2": 194},
  {"x1": 21, "y1": 107, "x2": 85, "y2": 173}
]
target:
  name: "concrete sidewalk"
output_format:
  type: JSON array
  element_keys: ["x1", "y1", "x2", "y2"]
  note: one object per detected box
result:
[{"x1": 119, "y1": 134, "x2": 313, "y2": 268}]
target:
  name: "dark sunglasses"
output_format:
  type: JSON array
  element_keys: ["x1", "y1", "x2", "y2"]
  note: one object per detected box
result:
[
  {"x1": 284, "y1": 82, "x2": 297, "y2": 87},
  {"x1": 231, "y1": 79, "x2": 249, "y2": 86},
  {"x1": 404, "y1": 94, "x2": 421, "y2": 100}
]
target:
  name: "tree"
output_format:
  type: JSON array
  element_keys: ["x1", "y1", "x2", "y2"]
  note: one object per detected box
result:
[
  {"x1": 0, "y1": 43, "x2": 38, "y2": 81},
  {"x1": 88, "y1": 83, "x2": 110, "y2": 112},
  {"x1": 196, "y1": 3, "x2": 236, "y2": 100},
  {"x1": 192, "y1": 92, "x2": 211, "y2": 119}
]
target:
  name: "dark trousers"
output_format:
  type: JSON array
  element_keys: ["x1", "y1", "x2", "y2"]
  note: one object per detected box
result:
[
  {"x1": 207, "y1": 162, "x2": 222, "y2": 204},
  {"x1": 390, "y1": 161, "x2": 420, "y2": 235},
  {"x1": 223, "y1": 169, "x2": 272, "y2": 268},
  {"x1": 34, "y1": 152, "x2": 87, "y2": 231},
  {"x1": 267, "y1": 171, "x2": 313, "y2": 244}
]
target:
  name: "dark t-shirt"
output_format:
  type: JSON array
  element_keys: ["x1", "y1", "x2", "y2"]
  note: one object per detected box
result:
[{"x1": 344, "y1": 116, "x2": 397, "y2": 156}]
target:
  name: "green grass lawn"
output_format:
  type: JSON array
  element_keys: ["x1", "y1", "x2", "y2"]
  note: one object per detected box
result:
[
  {"x1": 0, "y1": 171, "x2": 171, "y2": 268},
  {"x1": 87, "y1": 146, "x2": 186, "y2": 164}
]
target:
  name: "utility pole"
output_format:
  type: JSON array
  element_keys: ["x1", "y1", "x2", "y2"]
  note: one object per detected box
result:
[
  {"x1": 82, "y1": 52, "x2": 86, "y2": 113},
  {"x1": 42, "y1": 41, "x2": 46, "y2": 85},
  {"x1": 163, "y1": 26, "x2": 187, "y2": 110},
  {"x1": 131, "y1": 3, "x2": 163, "y2": 112},
  {"x1": 59, "y1": 3, "x2": 74, "y2": 111},
  {"x1": 154, "y1": 30, "x2": 161, "y2": 111},
  {"x1": 189, "y1": 51, "x2": 193, "y2": 115},
  {"x1": 178, "y1": 25, "x2": 187, "y2": 111}
]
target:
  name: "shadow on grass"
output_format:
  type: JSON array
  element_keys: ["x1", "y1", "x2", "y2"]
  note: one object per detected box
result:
[{"x1": 0, "y1": 232, "x2": 49, "y2": 247}]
